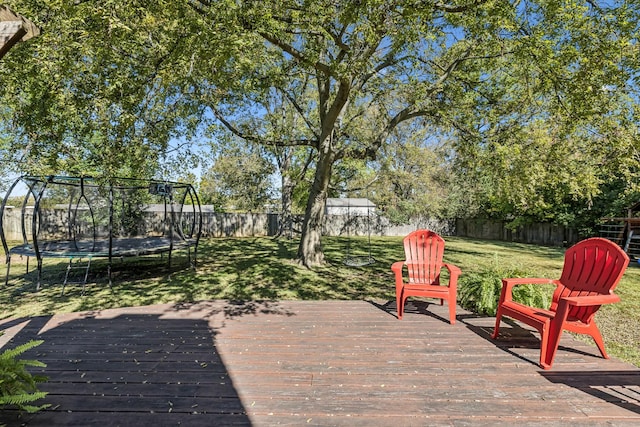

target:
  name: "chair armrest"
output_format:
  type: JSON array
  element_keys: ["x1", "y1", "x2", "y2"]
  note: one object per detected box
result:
[
  {"x1": 551, "y1": 292, "x2": 622, "y2": 336},
  {"x1": 443, "y1": 263, "x2": 461, "y2": 276},
  {"x1": 391, "y1": 261, "x2": 405, "y2": 274},
  {"x1": 443, "y1": 263, "x2": 461, "y2": 288},
  {"x1": 499, "y1": 278, "x2": 558, "y2": 303},
  {"x1": 561, "y1": 293, "x2": 621, "y2": 307},
  {"x1": 391, "y1": 261, "x2": 406, "y2": 287}
]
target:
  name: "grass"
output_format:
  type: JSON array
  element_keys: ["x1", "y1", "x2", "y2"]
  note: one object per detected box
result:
[{"x1": 1, "y1": 235, "x2": 639, "y2": 367}]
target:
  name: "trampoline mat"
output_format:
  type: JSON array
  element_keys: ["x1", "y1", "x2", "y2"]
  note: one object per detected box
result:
[{"x1": 9, "y1": 236, "x2": 197, "y2": 258}]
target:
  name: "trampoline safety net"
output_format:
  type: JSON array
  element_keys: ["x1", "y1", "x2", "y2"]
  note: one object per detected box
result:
[{"x1": 1, "y1": 175, "x2": 203, "y2": 291}]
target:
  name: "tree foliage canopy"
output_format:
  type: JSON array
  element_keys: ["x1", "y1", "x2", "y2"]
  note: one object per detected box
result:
[
  {"x1": 0, "y1": 1, "x2": 206, "y2": 179},
  {"x1": 0, "y1": 0, "x2": 638, "y2": 263},
  {"x1": 199, "y1": 136, "x2": 275, "y2": 212}
]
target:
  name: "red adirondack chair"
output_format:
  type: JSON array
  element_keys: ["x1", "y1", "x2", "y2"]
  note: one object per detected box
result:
[
  {"x1": 391, "y1": 230, "x2": 461, "y2": 324},
  {"x1": 492, "y1": 237, "x2": 629, "y2": 369}
]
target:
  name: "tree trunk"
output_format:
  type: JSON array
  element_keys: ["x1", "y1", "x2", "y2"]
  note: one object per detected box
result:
[
  {"x1": 297, "y1": 143, "x2": 335, "y2": 267},
  {"x1": 277, "y1": 168, "x2": 294, "y2": 239}
]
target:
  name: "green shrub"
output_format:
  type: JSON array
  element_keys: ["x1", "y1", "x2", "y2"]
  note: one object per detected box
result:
[
  {"x1": 0, "y1": 338, "x2": 49, "y2": 413},
  {"x1": 458, "y1": 259, "x2": 552, "y2": 316}
]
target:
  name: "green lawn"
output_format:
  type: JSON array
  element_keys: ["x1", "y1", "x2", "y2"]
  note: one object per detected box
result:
[{"x1": 1, "y1": 235, "x2": 639, "y2": 367}]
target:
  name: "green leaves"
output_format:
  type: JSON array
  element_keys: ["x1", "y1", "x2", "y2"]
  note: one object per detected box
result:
[
  {"x1": 1, "y1": 0, "x2": 639, "y2": 263},
  {"x1": 1, "y1": 0, "x2": 209, "y2": 178},
  {"x1": 199, "y1": 138, "x2": 275, "y2": 212},
  {"x1": 458, "y1": 260, "x2": 551, "y2": 317},
  {"x1": 0, "y1": 338, "x2": 49, "y2": 413}
]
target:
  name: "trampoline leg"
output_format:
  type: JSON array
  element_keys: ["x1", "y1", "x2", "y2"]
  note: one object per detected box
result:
[
  {"x1": 62, "y1": 257, "x2": 92, "y2": 296},
  {"x1": 193, "y1": 246, "x2": 198, "y2": 269},
  {"x1": 36, "y1": 259, "x2": 42, "y2": 291},
  {"x1": 62, "y1": 258, "x2": 72, "y2": 296},
  {"x1": 4, "y1": 260, "x2": 10, "y2": 286},
  {"x1": 81, "y1": 258, "x2": 91, "y2": 295},
  {"x1": 108, "y1": 263, "x2": 113, "y2": 292}
]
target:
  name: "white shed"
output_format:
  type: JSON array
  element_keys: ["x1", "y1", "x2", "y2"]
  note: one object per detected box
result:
[{"x1": 325, "y1": 198, "x2": 376, "y2": 216}]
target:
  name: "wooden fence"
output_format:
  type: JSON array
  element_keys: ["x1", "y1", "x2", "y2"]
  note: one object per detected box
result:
[
  {"x1": 2, "y1": 208, "x2": 578, "y2": 246},
  {"x1": 197, "y1": 213, "x2": 455, "y2": 238},
  {"x1": 455, "y1": 218, "x2": 579, "y2": 247}
]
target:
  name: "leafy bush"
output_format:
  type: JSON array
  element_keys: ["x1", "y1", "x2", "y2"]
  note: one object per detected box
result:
[
  {"x1": 0, "y1": 338, "x2": 49, "y2": 413},
  {"x1": 458, "y1": 259, "x2": 552, "y2": 316}
]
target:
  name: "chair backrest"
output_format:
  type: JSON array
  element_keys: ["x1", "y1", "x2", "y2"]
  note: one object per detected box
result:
[
  {"x1": 403, "y1": 229, "x2": 445, "y2": 284},
  {"x1": 552, "y1": 237, "x2": 629, "y2": 323}
]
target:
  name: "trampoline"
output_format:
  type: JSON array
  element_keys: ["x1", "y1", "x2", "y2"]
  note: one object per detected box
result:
[{"x1": 1, "y1": 175, "x2": 202, "y2": 292}]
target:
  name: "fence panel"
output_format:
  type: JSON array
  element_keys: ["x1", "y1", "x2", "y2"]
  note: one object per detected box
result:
[
  {"x1": 2, "y1": 208, "x2": 578, "y2": 246},
  {"x1": 455, "y1": 218, "x2": 578, "y2": 247}
]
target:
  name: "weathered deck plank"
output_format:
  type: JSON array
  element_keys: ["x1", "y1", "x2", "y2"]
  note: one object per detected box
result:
[{"x1": 0, "y1": 300, "x2": 638, "y2": 426}]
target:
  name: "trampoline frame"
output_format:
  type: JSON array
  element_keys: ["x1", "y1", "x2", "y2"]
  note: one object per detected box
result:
[{"x1": 1, "y1": 175, "x2": 202, "y2": 291}]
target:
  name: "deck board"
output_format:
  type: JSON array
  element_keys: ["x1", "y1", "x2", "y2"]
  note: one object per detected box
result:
[{"x1": 0, "y1": 300, "x2": 639, "y2": 426}]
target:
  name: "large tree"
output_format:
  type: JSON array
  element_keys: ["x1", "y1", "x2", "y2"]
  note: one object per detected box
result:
[
  {"x1": 446, "y1": 1, "x2": 640, "y2": 227},
  {"x1": 199, "y1": 136, "x2": 276, "y2": 212},
  {"x1": 1, "y1": 0, "x2": 637, "y2": 267},
  {"x1": 185, "y1": 1, "x2": 495, "y2": 265},
  {"x1": 0, "y1": 1, "x2": 207, "y2": 179},
  {"x1": 185, "y1": 0, "x2": 637, "y2": 266},
  {"x1": 207, "y1": 85, "x2": 316, "y2": 236},
  {"x1": 369, "y1": 122, "x2": 454, "y2": 224}
]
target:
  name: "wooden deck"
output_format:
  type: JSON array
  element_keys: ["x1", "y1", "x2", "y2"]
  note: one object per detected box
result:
[{"x1": 0, "y1": 300, "x2": 639, "y2": 426}]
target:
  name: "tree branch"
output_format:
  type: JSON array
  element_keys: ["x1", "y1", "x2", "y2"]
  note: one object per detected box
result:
[
  {"x1": 277, "y1": 86, "x2": 320, "y2": 140},
  {"x1": 433, "y1": 0, "x2": 490, "y2": 13},
  {"x1": 258, "y1": 31, "x2": 334, "y2": 76},
  {"x1": 343, "y1": 41, "x2": 481, "y2": 160},
  {"x1": 212, "y1": 107, "x2": 314, "y2": 147},
  {"x1": 357, "y1": 53, "x2": 401, "y2": 91}
]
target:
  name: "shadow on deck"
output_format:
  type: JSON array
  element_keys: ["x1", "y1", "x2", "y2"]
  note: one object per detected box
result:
[{"x1": 0, "y1": 300, "x2": 638, "y2": 426}]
